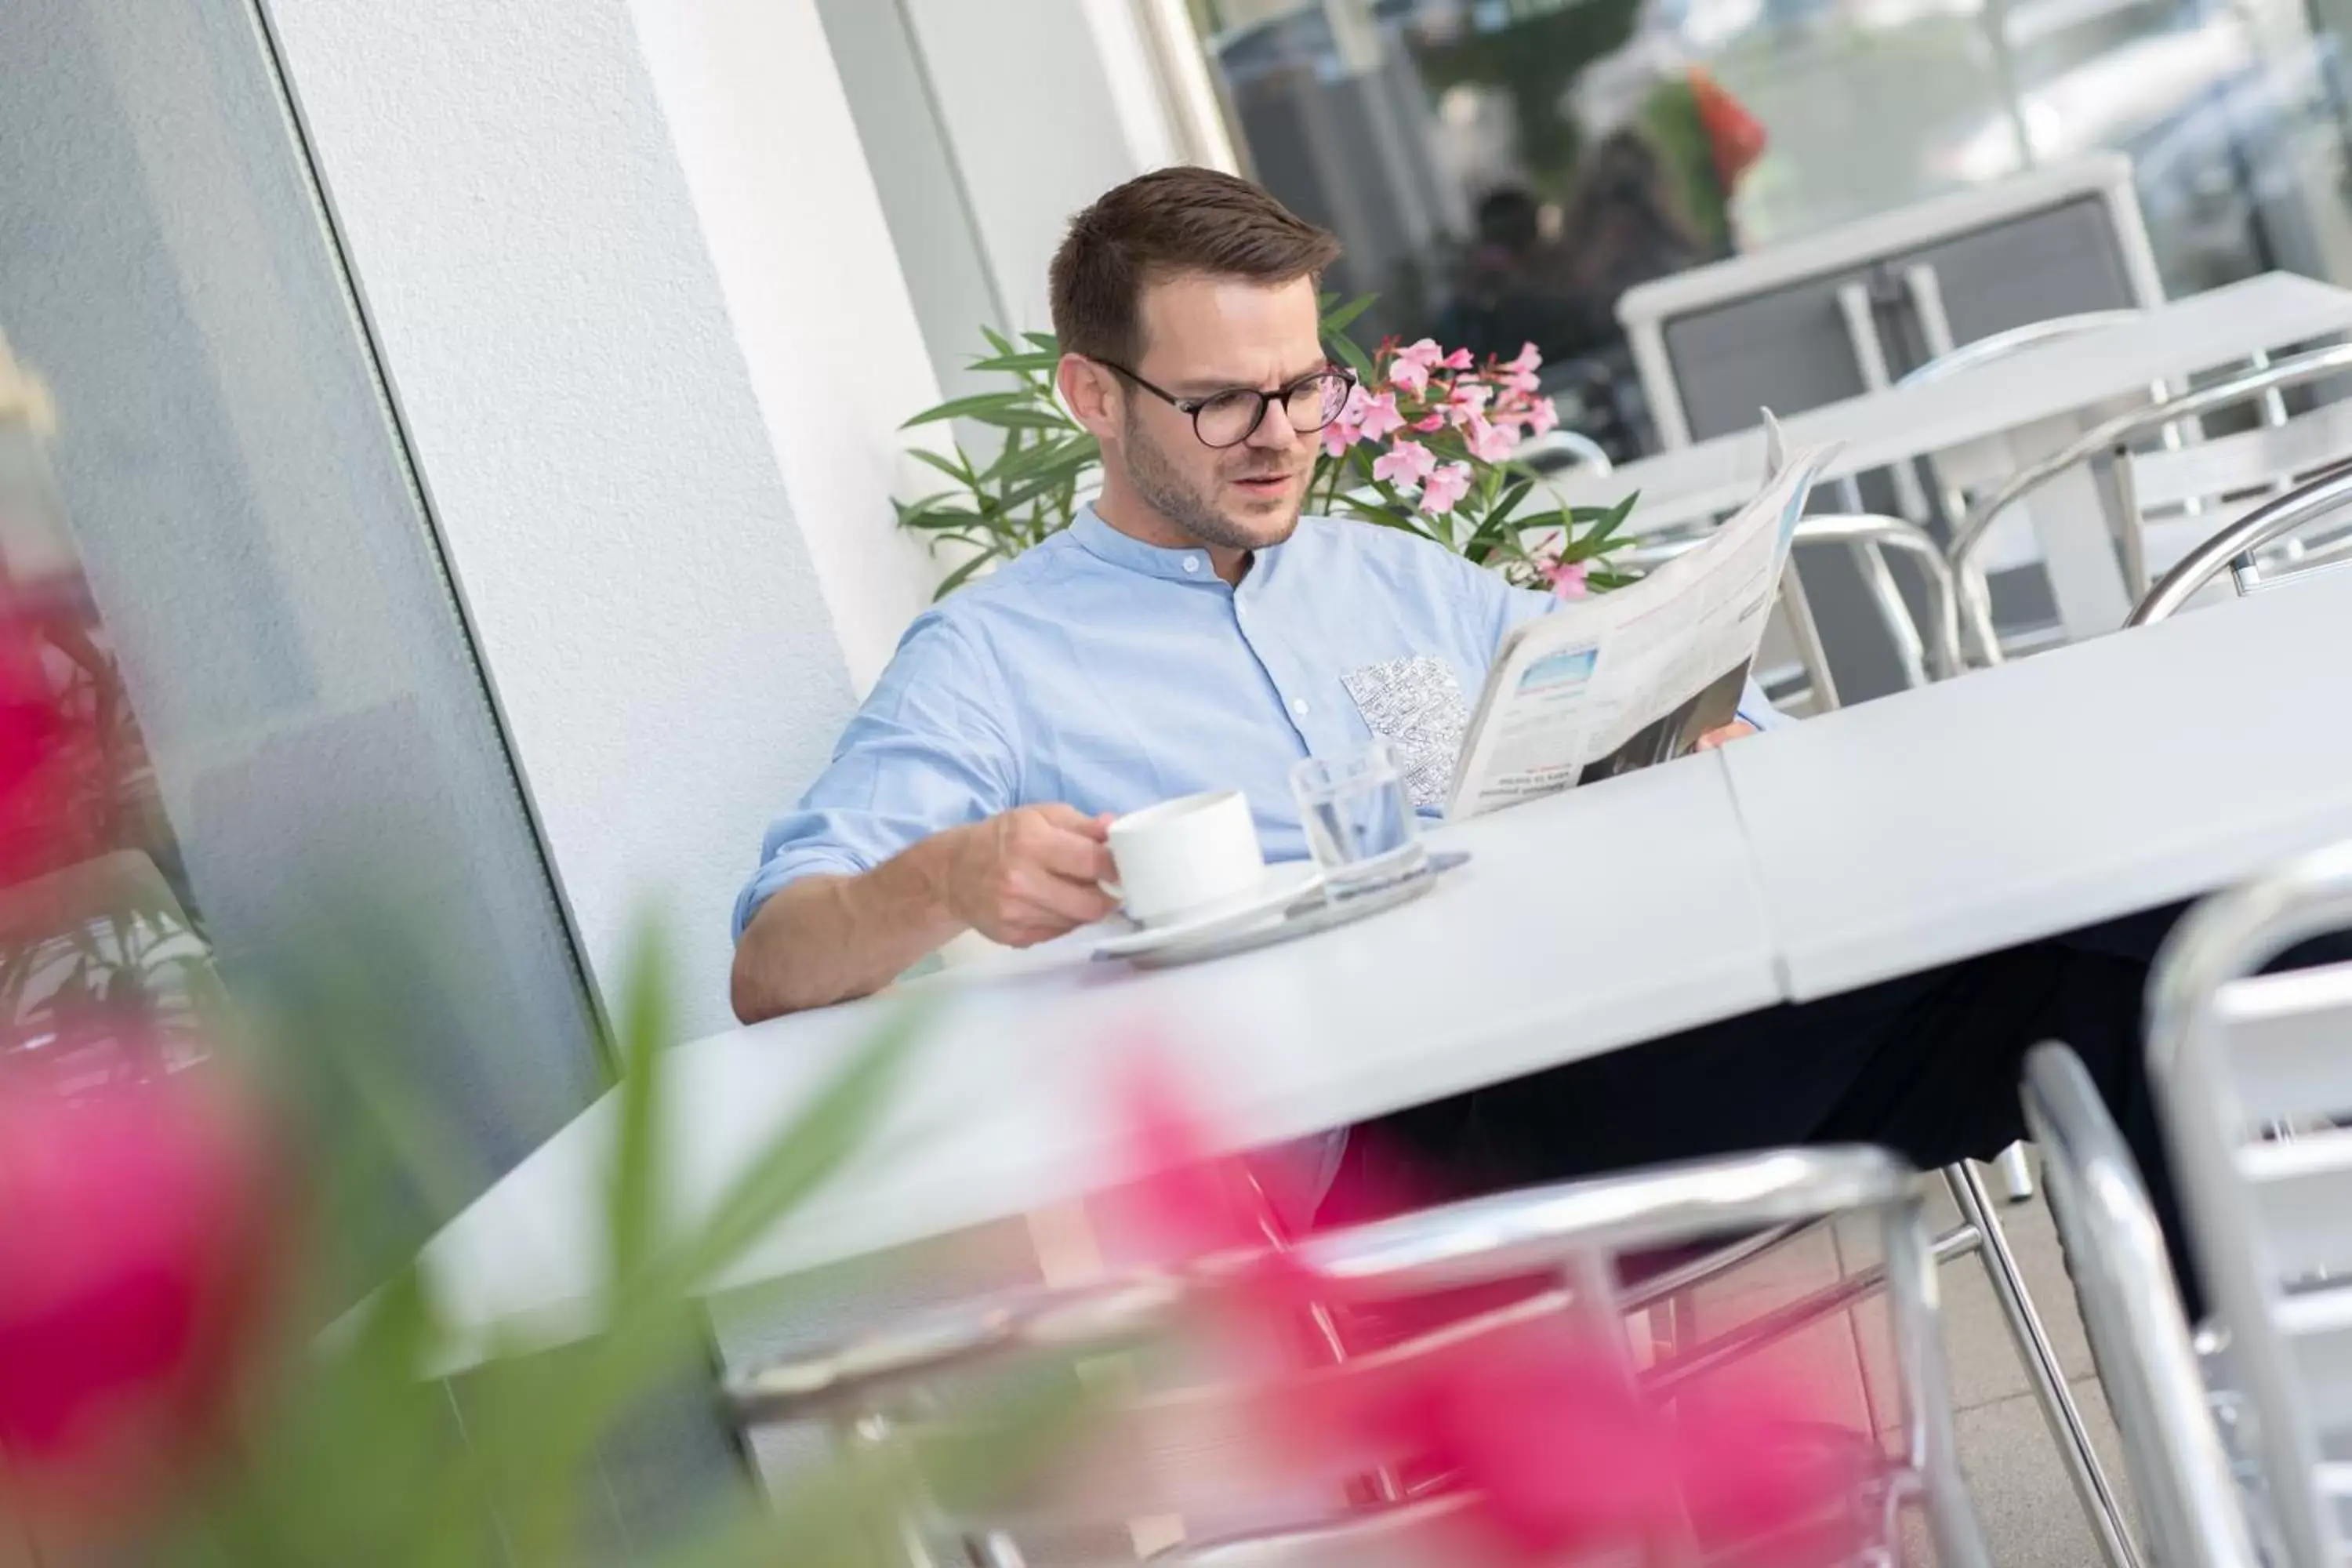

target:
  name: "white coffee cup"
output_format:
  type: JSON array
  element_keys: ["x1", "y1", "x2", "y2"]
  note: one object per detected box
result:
[{"x1": 1105, "y1": 789, "x2": 1266, "y2": 926}]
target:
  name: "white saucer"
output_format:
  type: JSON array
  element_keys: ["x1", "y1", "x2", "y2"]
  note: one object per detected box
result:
[{"x1": 1093, "y1": 862, "x2": 1324, "y2": 960}]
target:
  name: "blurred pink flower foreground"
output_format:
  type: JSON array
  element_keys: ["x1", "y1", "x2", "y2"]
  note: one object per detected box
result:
[{"x1": 1118, "y1": 1059, "x2": 1875, "y2": 1566}]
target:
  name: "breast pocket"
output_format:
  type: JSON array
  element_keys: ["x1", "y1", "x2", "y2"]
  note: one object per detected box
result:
[{"x1": 1341, "y1": 655, "x2": 1470, "y2": 811}]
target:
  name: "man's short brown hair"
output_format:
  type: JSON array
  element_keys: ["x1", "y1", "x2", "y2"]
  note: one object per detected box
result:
[{"x1": 1049, "y1": 167, "x2": 1341, "y2": 365}]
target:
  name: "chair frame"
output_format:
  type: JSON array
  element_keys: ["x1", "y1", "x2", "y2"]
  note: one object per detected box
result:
[
  {"x1": 2126, "y1": 459, "x2": 2352, "y2": 626},
  {"x1": 2023, "y1": 1042, "x2": 2265, "y2": 1568},
  {"x1": 2144, "y1": 841, "x2": 2352, "y2": 1568},
  {"x1": 1947, "y1": 339, "x2": 2352, "y2": 665},
  {"x1": 734, "y1": 1148, "x2": 1994, "y2": 1568}
]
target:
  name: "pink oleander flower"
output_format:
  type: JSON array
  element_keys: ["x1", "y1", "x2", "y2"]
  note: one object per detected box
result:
[
  {"x1": 1372, "y1": 438, "x2": 1437, "y2": 488},
  {"x1": 1355, "y1": 390, "x2": 1406, "y2": 443},
  {"x1": 1497, "y1": 341, "x2": 1544, "y2": 396},
  {"x1": 1412, "y1": 413, "x2": 1447, "y2": 434},
  {"x1": 0, "y1": 1051, "x2": 287, "y2": 1535},
  {"x1": 1388, "y1": 357, "x2": 1430, "y2": 398},
  {"x1": 1442, "y1": 347, "x2": 1475, "y2": 370},
  {"x1": 1319, "y1": 384, "x2": 1371, "y2": 458},
  {"x1": 1464, "y1": 412, "x2": 1518, "y2": 464},
  {"x1": 1544, "y1": 557, "x2": 1591, "y2": 600},
  {"x1": 1522, "y1": 395, "x2": 1561, "y2": 437},
  {"x1": 1421, "y1": 462, "x2": 1475, "y2": 515},
  {"x1": 1445, "y1": 381, "x2": 1493, "y2": 425},
  {"x1": 1396, "y1": 339, "x2": 1446, "y2": 372},
  {"x1": 1112, "y1": 1058, "x2": 1878, "y2": 1568}
]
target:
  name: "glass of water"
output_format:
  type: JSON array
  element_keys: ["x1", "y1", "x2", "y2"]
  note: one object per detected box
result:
[{"x1": 1290, "y1": 740, "x2": 1427, "y2": 899}]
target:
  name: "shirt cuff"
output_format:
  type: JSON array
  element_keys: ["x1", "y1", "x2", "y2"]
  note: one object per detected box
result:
[{"x1": 731, "y1": 849, "x2": 871, "y2": 942}]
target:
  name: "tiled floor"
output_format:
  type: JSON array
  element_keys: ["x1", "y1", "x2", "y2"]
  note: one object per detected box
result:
[{"x1": 1690, "y1": 1157, "x2": 2139, "y2": 1567}]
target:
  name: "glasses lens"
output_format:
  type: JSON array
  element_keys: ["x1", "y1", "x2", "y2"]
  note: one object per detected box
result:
[
  {"x1": 1194, "y1": 388, "x2": 1265, "y2": 448},
  {"x1": 1290, "y1": 372, "x2": 1352, "y2": 433}
]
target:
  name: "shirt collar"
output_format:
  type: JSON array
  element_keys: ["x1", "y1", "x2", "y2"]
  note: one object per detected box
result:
[{"x1": 1069, "y1": 504, "x2": 1227, "y2": 586}]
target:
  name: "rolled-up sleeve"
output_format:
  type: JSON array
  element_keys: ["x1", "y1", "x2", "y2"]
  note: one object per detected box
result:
[{"x1": 732, "y1": 615, "x2": 1018, "y2": 940}]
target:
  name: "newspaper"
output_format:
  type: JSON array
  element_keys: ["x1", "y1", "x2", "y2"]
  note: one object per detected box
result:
[{"x1": 1446, "y1": 417, "x2": 1842, "y2": 819}]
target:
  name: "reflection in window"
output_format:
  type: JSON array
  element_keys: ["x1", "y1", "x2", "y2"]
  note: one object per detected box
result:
[{"x1": 1192, "y1": 0, "x2": 2352, "y2": 456}]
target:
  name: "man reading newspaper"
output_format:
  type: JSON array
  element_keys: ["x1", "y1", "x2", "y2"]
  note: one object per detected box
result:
[{"x1": 731, "y1": 169, "x2": 2284, "y2": 1311}]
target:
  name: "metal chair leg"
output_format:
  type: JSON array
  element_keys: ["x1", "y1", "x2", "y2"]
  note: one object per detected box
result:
[
  {"x1": 1944, "y1": 1163, "x2": 2142, "y2": 1568},
  {"x1": 1997, "y1": 1143, "x2": 2038, "y2": 1203}
]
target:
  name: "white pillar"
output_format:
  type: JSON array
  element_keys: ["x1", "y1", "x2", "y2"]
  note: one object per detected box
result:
[{"x1": 265, "y1": 0, "x2": 942, "y2": 1037}]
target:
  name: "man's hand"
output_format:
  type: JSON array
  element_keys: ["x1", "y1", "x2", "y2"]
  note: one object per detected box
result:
[
  {"x1": 941, "y1": 804, "x2": 1120, "y2": 946},
  {"x1": 1694, "y1": 719, "x2": 1761, "y2": 751}
]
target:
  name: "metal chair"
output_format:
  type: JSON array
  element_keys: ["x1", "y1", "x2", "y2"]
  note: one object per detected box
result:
[
  {"x1": 2022, "y1": 1044, "x2": 2264, "y2": 1568},
  {"x1": 1949, "y1": 340, "x2": 2352, "y2": 665},
  {"x1": 2127, "y1": 459, "x2": 2352, "y2": 627},
  {"x1": 2143, "y1": 842, "x2": 2352, "y2": 1568},
  {"x1": 731, "y1": 1148, "x2": 1991, "y2": 1568}
]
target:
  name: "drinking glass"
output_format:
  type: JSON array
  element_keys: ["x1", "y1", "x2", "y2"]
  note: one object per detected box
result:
[{"x1": 1290, "y1": 741, "x2": 1426, "y2": 899}]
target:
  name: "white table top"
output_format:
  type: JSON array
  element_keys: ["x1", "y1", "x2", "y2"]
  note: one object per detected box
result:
[
  {"x1": 417, "y1": 759, "x2": 1776, "y2": 1367},
  {"x1": 1726, "y1": 565, "x2": 2352, "y2": 1000},
  {"x1": 1564, "y1": 272, "x2": 2352, "y2": 533},
  {"x1": 419, "y1": 567, "x2": 2352, "y2": 1368}
]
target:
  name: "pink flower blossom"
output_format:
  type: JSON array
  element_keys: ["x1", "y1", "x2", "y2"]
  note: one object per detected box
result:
[
  {"x1": 1441, "y1": 347, "x2": 1475, "y2": 370},
  {"x1": 1504, "y1": 341, "x2": 1542, "y2": 376},
  {"x1": 1371, "y1": 438, "x2": 1436, "y2": 488},
  {"x1": 1412, "y1": 412, "x2": 1447, "y2": 433},
  {"x1": 1522, "y1": 395, "x2": 1561, "y2": 437},
  {"x1": 1396, "y1": 339, "x2": 1446, "y2": 372},
  {"x1": 1495, "y1": 342, "x2": 1544, "y2": 397},
  {"x1": 1445, "y1": 380, "x2": 1492, "y2": 426},
  {"x1": 1465, "y1": 412, "x2": 1518, "y2": 463},
  {"x1": 1421, "y1": 462, "x2": 1475, "y2": 514},
  {"x1": 1354, "y1": 390, "x2": 1406, "y2": 443},
  {"x1": 1388, "y1": 356, "x2": 1429, "y2": 397},
  {"x1": 1544, "y1": 557, "x2": 1591, "y2": 600}
]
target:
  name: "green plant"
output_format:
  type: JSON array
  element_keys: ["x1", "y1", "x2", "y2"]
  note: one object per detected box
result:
[{"x1": 895, "y1": 298, "x2": 1640, "y2": 601}]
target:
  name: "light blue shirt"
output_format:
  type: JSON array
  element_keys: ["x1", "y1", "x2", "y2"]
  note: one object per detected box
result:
[{"x1": 735, "y1": 505, "x2": 1782, "y2": 937}]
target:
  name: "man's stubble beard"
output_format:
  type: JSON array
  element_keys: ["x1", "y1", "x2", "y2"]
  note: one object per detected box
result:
[{"x1": 1121, "y1": 408, "x2": 1305, "y2": 552}]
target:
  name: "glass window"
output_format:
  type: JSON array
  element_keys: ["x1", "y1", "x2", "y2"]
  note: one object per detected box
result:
[
  {"x1": 0, "y1": 0, "x2": 603, "y2": 1174},
  {"x1": 1191, "y1": 0, "x2": 2352, "y2": 456}
]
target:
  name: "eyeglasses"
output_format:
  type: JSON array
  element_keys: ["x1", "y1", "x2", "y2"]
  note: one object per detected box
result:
[{"x1": 1099, "y1": 361, "x2": 1357, "y2": 449}]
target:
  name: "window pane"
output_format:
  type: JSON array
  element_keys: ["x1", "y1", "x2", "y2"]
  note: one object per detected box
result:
[
  {"x1": 0, "y1": 0, "x2": 601, "y2": 1173},
  {"x1": 1196, "y1": 0, "x2": 2352, "y2": 455}
]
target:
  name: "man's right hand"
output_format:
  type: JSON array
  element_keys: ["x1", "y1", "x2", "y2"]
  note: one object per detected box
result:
[{"x1": 940, "y1": 804, "x2": 1120, "y2": 946}]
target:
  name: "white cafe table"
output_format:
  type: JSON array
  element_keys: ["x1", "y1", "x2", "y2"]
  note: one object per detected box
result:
[
  {"x1": 1726, "y1": 564, "x2": 2352, "y2": 1001},
  {"x1": 416, "y1": 759, "x2": 1775, "y2": 1370},
  {"x1": 1552, "y1": 272, "x2": 2352, "y2": 636}
]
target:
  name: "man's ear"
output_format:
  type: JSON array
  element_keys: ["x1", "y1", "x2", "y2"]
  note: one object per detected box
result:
[{"x1": 1058, "y1": 354, "x2": 1120, "y2": 441}]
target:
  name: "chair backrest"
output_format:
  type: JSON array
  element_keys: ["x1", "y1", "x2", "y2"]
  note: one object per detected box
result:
[
  {"x1": 1894, "y1": 310, "x2": 2147, "y2": 390},
  {"x1": 2145, "y1": 841, "x2": 2352, "y2": 1568},
  {"x1": 2126, "y1": 394, "x2": 2352, "y2": 590},
  {"x1": 2127, "y1": 461, "x2": 2352, "y2": 626},
  {"x1": 731, "y1": 1147, "x2": 1989, "y2": 1568},
  {"x1": 2022, "y1": 1044, "x2": 2265, "y2": 1568},
  {"x1": 1950, "y1": 340, "x2": 2352, "y2": 660},
  {"x1": 1517, "y1": 429, "x2": 1615, "y2": 477}
]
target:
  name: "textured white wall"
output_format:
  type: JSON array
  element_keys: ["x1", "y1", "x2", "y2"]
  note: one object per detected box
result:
[{"x1": 265, "y1": 0, "x2": 891, "y2": 1038}]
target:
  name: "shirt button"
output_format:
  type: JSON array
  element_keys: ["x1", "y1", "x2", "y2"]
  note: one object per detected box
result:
[
  {"x1": 1182, "y1": 557, "x2": 1200, "y2": 574},
  {"x1": 1290, "y1": 696, "x2": 1310, "y2": 717}
]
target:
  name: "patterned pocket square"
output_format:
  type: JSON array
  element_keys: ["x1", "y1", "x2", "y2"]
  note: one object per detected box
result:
[{"x1": 1341, "y1": 655, "x2": 1469, "y2": 810}]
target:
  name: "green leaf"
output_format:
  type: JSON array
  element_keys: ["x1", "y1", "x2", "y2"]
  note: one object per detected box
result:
[
  {"x1": 1326, "y1": 332, "x2": 1374, "y2": 381},
  {"x1": 906, "y1": 445, "x2": 978, "y2": 488},
  {"x1": 969, "y1": 349, "x2": 1063, "y2": 374},
  {"x1": 931, "y1": 550, "x2": 1000, "y2": 600},
  {"x1": 979, "y1": 325, "x2": 1018, "y2": 358},
  {"x1": 606, "y1": 920, "x2": 669, "y2": 1290},
  {"x1": 901, "y1": 392, "x2": 1070, "y2": 431},
  {"x1": 676, "y1": 1000, "x2": 931, "y2": 1287},
  {"x1": 1581, "y1": 490, "x2": 1640, "y2": 547},
  {"x1": 1318, "y1": 291, "x2": 1377, "y2": 339},
  {"x1": 1021, "y1": 331, "x2": 1060, "y2": 353}
]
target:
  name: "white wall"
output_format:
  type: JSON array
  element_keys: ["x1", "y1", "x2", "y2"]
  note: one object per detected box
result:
[
  {"x1": 264, "y1": 0, "x2": 927, "y2": 1039},
  {"x1": 898, "y1": 0, "x2": 1156, "y2": 333}
]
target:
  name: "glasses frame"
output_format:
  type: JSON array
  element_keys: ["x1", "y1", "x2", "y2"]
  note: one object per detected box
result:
[{"x1": 1098, "y1": 361, "x2": 1357, "y2": 449}]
